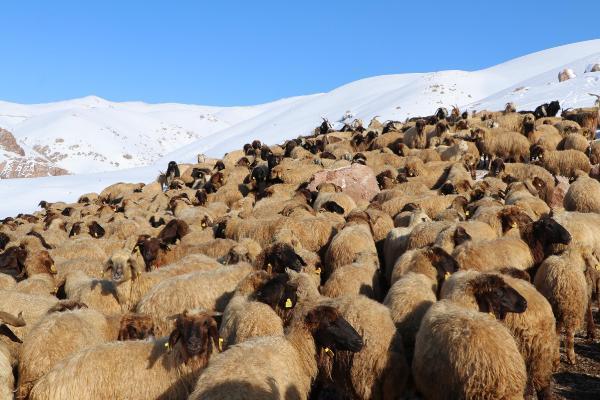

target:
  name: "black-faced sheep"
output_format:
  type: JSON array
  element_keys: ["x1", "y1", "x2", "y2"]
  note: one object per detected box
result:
[
  {"x1": 189, "y1": 305, "x2": 363, "y2": 400},
  {"x1": 30, "y1": 310, "x2": 219, "y2": 400},
  {"x1": 414, "y1": 275, "x2": 528, "y2": 400},
  {"x1": 534, "y1": 246, "x2": 599, "y2": 365},
  {"x1": 17, "y1": 309, "x2": 155, "y2": 399}
]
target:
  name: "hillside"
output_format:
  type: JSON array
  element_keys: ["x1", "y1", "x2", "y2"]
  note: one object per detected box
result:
[{"x1": 0, "y1": 39, "x2": 599, "y2": 217}]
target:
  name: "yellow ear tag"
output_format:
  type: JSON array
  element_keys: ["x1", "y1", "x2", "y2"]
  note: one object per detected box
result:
[
  {"x1": 285, "y1": 298, "x2": 293, "y2": 308},
  {"x1": 444, "y1": 272, "x2": 451, "y2": 280},
  {"x1": 218, "y1": 337, "x2": 223, "y2": 351},
  {"x1": 73, "y1": 233, "x2": 77, "y2": 236},
  {"x1": 511, "y1": 222, "x2": 517, "y2": 228},
  {"x1": 314, "y1": 268, "x2": 321, "y2": 275},
  {"x1": 133, "y1": 246, "x2": 139, "y2": 254},
  {"x1": 201, "y1": 222, "x2": 206, "y2": 228},
  {"x1": 465, "y1": 210, "x2": 470, "y2": 216},
  {"x1": 324, "y1": 347, "x2": 334, "y2": 357},
  {"x1": 164, "y1": 342, "x2": 170, "y2": 348},
  {"x1": 595, "y1": 264, "x2": 600, "y2": 271},
  {"x1": 50, "y1": 264, "x2": 57, "y2": 273}
]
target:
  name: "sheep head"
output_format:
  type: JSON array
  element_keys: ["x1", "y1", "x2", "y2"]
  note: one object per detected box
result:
[
  {"x1": 106, "y1": 249, "x2": 142, "y2": 283},
  {"x1": 469, "y1": 274, "x2": 528, "y2": 319},
  {"x1": 167, "y1": 310, "x2": 220, "y2": 366},
  {"x1": 453, "y1": 226, "x2": 472, "y2": 247},
  {"x1": 88, "y1": 221, "x2": 105, "y2": 239},
  {"x1": 69, "y1": 222, "x2": 83, "y2": 237},
  {"x1": 425, "y1": 247, "x2": 459, "y2": 290},
  {"x1": 258, "y1": 243, "x2": 306, "y2": 274},
  {"x1": 532, "y1": 215, "x2": 571, "y2": 247},
  {"x1": 118, "y1": 313, "x2": 155, "y2": 341},
  {"x1": 498, "y1": 207, "x2": 532, "y2": 234},
  {"x1": 157, "y1": 219, "x2": 190, "y2": 245},
  {"x1": 254, "y1": 273, "x2": 298, "y2": 321},
  {"x1": 304, "y1": 306, "x2": 363, "y2": 354}
]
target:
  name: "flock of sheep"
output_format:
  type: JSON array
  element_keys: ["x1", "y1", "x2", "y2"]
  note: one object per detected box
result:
[{"x1": 1, "y1": 100, "x2": 600, "y2": 400}]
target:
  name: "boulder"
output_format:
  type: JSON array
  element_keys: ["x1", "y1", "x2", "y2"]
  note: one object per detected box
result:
[{"x1": 307, "y1": 163, "x2": 379, "y2": 202}]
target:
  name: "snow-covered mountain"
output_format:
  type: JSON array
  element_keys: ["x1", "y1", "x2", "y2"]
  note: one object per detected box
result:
[{"x1": 1, "y1": 39, "x2": 600, "y2": 217}]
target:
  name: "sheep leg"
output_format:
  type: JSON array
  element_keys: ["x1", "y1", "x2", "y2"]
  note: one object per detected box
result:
[
  {"x1": 537, "y1": 382, "x2": 554, "y2": 400},
  {"x1": 565, "y1": 328, "x2": 576, "y2": 365},
  {"x1": 585, "y1": 301, "x2": 595, "y2": 340}
]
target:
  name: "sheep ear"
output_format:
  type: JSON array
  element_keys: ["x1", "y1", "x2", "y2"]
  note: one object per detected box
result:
[
  {"x1": 129, "y1": 257, "x2": 142, "y2": 279},
  {"x1": 0, "y1": 325, "x2": 22, "y2": 343},
  {"x1": 167, "y1": 329, "x2": 181, "y2": 349},
  {"x1": 209, "y1": 318, "x2": 220, "y2": 352}
]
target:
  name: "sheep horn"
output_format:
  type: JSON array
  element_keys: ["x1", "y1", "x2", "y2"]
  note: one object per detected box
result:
[{"x1": 0, "y1": 311, "x2": 26, "y2": 327}]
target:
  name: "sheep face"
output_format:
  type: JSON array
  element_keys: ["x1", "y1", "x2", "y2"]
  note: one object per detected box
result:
[
  {"x1": 255, "y1": 273, "x2": 298, "y2": 320},
  {"x1": 88, "y1": 221, "x2": 105, "y2": 238},
  {"x1": 305, "y1": 306, "x2": 364, "y2": 353},
  {"x1": 149, "y1": 215, "x2": 166, "y2": 228},
  {"x1": 168, "y1": 311, "x2": 219, "y2": 365},
  {"x1": 37, "y1": 250, "x2": 57, "y2": 275},
  {"x1": 499, "y1": 208, "x2": 532, "y2": 234},
  {"x1": 118, "y1": 313, "x2": 155, "y2": 341},
  {"x1": 69, "y1": 222, "x2": 83, "y2": 237},
  {"x1": 106, "y1": 252, "x2": 140, "y2": 283},
  {"x1": 532, "y1": 216, "x2": 571, "y2": 246},
  {"x1": 453, "y1": 226, "x2": 472, "y2": 246},
  {"x1": 470, "y1": 275, "x2": 528, "y2": 319},
  {"x1": 0, "y1": 232, "x2": 9, "y2": 251},
  {"x1": 0, "y1": 245, "x2": 27, "y2": 277},
  {"x1": 321, "y1": 201, "x2": 345, "y2": 215},
  {"x1": 426, "y1": 247, "x2": 459, "y2": 288},
  {"x1": 262, "y1": 243, "x2": 306, "y2": 274}
]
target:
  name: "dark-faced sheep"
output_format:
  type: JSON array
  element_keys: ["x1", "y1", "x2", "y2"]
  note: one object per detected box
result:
[{"x1": 30, "y1": 310, "x2": 219, "y2": 400}]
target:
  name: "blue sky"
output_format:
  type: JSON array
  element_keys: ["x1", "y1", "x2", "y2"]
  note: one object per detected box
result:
[{"x1": 1, "y1": 1, "x2": 598, "y2": 106}]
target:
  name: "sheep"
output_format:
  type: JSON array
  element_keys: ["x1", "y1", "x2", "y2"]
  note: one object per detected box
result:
[
  {"x1": 105, "y1": 250, "x2": 222, "y2": 310},
  {"x1": 189, "y1": 305, "x2": 363, "y2": 400},
  {"x1": 219, "y1": 271, "x2": 295, "y2": 349},
  {"x1": 0, "y1": 311, "x2": 25, "y2": 398},
  {"x1": 62, "y1": 270, "x2": 122, "y2": 314},
  {"x1": 590, "y1": 140, "x2": 600, "y2": 164},
  {"x1": 504, "y1": 180, "x2": 550, "y2": 218},
  {"x1": 390, "y1": 246, "x2": 458, "y2": 286},
  {"x1": 563, "y1": 174, "x2": 600, "y2": 213},
  {"x1": 473, "y1": 127, "x2": 531, "y2": 164},
  {"x1": 15, "y1": 273, "x2": 56, "y2": 296},
  {"x1": 562, "y1": 132, "x2": 590, "y2": 153},
  {"x1": 383, "y1": 209, "x2": 431, "y2": 280},
  {"x1": 534, "y1": 246, "x2": 599, "y2": 365},
  {"x1": 17, "y1": 309, "x2": 155, "y2": 399},
  {"x1": 453, "y1": 214, "x2": 571, "y2": 273},
  {"x1": 30, "y1": 310, "x2": 219, "y2": 400},
  {"x1": 289, "y1": 271, "x2": 408, "y2": 400},
  {"x1": 562, "y1": 107, "x2": 599, "y2": 132},
  {"x1": 136, "y1": 263, "x2": 253, "y2": 335},
  {"x1": 534, "y1": 147, "x2": 591, "y2": 177},
  {"x1": 413, "y1": 275, "x2": 528, "y2": 400},
  {"x1": 323, "y1": 211, "x2": 377, "y2": 277},
  {"x1": 321, "y1": 253, "x2": 381, "y2": 299},
  {"x1": 432, "y1": 221, "x2": 498, "y2": 253},
  {"x1": 443, "y1": 271, "x2": 559, "y2": 399},
  {"x1": 487, "y1": 159, "x2": 556, "y2": 202}
]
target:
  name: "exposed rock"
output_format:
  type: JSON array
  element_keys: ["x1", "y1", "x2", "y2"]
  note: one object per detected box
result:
[
  {"x1": 307, "y1": 163, "x2": 380, "y2": 202},
  {"x1": 0, "y1": 128, "x2": 25, "y2": 156},
  {"x1": 0, "y1": 158, "x2": 69, "y2": 179}
]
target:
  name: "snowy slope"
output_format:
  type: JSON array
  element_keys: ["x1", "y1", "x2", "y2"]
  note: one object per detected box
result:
[
  {"x1": 1, "y1": 39, "x2": 600, "y2": 217},
  {"x1": 0, "y1": 95, "x2": 307, "y2": 176}
]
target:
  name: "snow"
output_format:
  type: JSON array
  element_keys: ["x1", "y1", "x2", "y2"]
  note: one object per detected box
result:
[{"x1": 1, "y1": 39, "x2": 600, "y2": 218}]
